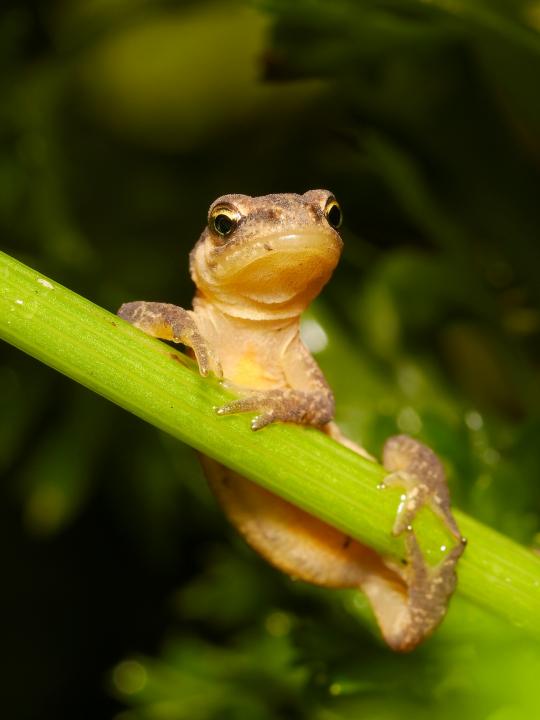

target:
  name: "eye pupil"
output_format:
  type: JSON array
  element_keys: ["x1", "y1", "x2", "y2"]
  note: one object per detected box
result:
[
  {"x1": 214, "y1": 213, "x2": 235, "y2": 236},
  {"x1": 326, "y1": 202, "x2": 342, "y2": 229}
]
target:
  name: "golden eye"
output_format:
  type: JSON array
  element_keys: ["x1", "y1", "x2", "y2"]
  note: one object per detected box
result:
[
  {"x1": 209, "y1": 205, "x2": 241, "y2": 238},
  {"x1": 324, "y1": 198, "x2": 342, "y2": 229}
]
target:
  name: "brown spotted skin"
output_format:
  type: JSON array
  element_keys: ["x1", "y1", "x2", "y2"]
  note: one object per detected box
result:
[{"x1": 118, "y1": 190, "x2": 465, "y2": 651}]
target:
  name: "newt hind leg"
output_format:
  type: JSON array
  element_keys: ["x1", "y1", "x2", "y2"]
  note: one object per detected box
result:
[
  {"x1": 370, "y1": 434, "x2": 466, "y2": 650},
  {"x1": 203, "y1": 434, "x2": 464, "y2": 652},
  {"x1": 382, "y1": 434, "x2": 463, "y2": 539}
]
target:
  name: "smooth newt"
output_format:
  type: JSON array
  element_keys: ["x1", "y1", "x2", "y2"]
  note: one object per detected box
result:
[{"x1": 118, "y1": 190, "x2": 465, "y2": 651}]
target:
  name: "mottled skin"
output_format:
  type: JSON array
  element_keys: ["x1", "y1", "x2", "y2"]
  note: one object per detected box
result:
[{"x1": 118, "y1": 190, "x2": 465, "y2": 651}]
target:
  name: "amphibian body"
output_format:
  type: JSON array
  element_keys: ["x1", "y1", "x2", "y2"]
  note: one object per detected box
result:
[{"x1": 118, "y1": 190, "x2": 465, "y2": 651}]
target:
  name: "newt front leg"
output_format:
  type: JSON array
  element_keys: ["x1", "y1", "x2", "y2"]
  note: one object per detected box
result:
[
  {"x1": 216, "y1": 387, "x2": 334, "y2": 430},
  {"x1": 118, "y1": 301, "x2": 222, "y2": 378},
  {"x1": 217, "y1": 336, "x2": 334, "y2": 430}
]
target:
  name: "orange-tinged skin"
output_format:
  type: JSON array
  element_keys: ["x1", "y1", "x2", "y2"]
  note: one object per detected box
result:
[{"x1": 118, "y1": 190, "x2": 465, "y2": 651}]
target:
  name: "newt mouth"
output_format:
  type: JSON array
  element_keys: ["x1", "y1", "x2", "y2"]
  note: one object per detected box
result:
[
  {"x1": 214, "y1": 231, "x2": 342, "y2": 293},
  {"x1": 193, "y1": 229, "x2": 343, "y2": 318}
]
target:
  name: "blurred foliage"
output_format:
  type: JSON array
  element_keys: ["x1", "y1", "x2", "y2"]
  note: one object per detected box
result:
[{"x1": 0, "y1": 0, "x2": 539, "y2": 718}]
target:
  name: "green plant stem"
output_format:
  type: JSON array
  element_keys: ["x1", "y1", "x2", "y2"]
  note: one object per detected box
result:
[{"x1": 1, "y1": 250, "x2": 540, "y2": 637}]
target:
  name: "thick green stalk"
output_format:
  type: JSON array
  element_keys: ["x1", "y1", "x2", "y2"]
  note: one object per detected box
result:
[{"x1": 1, "y1": 250, "x2": 540, "y2": 636}]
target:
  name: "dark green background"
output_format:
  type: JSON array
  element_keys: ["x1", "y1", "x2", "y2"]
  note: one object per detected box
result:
[{"x1": 1, "y1": 1, "x2": 539, "y2": 718}]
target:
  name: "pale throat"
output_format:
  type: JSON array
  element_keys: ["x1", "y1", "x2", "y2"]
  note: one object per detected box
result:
[{"x1": 192, "y1": 283, "x2": 313, "y2": 325}]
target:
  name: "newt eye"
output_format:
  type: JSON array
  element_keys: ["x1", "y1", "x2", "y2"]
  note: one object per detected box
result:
[
  {"x1": 324, "y1": 198, "x2": 342, "y2": 229},
  {"x1": 209, "y1": 205, "x2": 241, "y2": 238}
]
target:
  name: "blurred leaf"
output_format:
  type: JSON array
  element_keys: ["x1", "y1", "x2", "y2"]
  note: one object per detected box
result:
[{"x1": 18, "y1": 388, "x2": 110, "y2": 535}]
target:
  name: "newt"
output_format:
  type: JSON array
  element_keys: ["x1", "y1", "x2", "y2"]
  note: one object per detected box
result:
[{"x1": 118, "y1": 190, "x2": 465, "y2": 651}]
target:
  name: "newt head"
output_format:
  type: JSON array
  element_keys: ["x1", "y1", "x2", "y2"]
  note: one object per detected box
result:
[{"x1": 189, "y1": 190, "x2": 344, "y2": 320}]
